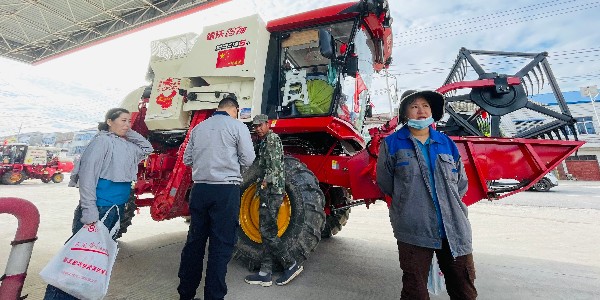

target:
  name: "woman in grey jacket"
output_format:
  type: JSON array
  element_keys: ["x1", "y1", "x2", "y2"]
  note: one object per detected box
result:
[
  {"x1": 376, "y1": 90, "x2": 477, "y2": 300},
  {"x1": 44, "y1": 107, "x2": 153, "y2": 300}
]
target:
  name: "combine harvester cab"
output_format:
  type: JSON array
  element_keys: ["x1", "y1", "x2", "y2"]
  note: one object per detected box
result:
[{"x1": 121, "y1": 0, "x2": 582, "y2": 268}]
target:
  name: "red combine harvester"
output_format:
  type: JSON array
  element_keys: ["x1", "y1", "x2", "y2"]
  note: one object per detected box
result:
[
  {"x1": 0, "y1": 143, "x2": 74, "y2": 185},
  {"x1": 117, "y1": 0, "x2": 583, "y2": 267}
]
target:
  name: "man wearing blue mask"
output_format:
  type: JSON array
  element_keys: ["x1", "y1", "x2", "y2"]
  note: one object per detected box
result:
[{"x1": 376, "y1": 90, "x2": 477, "y2": 300}]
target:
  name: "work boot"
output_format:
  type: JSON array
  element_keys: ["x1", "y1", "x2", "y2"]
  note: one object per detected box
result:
[
  {"x1": 244, "y1": 272, "x2": 272, "y2": 287},
  {"x1": 276, "y1": 264, "x2": 304, "y2": 286}
]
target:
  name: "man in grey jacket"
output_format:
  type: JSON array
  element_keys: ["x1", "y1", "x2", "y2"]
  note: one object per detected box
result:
[
  {"x1": 376, "y1": 90, "x2": 477, "y2": 300},
  {"x1": 177, "y1": 97, "x2": 255, "y2": 300}
]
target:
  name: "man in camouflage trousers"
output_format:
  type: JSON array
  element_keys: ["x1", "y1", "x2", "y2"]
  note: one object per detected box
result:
[{"x1": 244, "y1": 114, "x2": 304, "y2": 287}]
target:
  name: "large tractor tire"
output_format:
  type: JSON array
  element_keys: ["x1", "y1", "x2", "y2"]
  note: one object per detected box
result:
[
  {"x1": 51, "y1": 173, "x2": 64, "y2": 183},
  {"x1": 1, "y1": 171, "x2": 26, "y2": 185},
  {"x1": 321, "y1": 187, "x2": 351, "y2": 238},
  {"x1": 235, "y1": 157, "x2": 326, "y2": 271},
  {"x1": 115, "y1": 195, "x2": 137, "y2": 239}
]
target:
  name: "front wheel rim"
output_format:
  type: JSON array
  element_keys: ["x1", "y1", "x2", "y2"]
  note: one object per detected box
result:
[
  {"x1": 10, "y1": 172, "x2": 22, "y2": 183},
  {"x1": 239, "y1": 183, "x2": 291, "y2": 243}
]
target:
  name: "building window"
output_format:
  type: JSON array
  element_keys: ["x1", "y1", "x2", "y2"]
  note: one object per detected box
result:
[{"x1": 575, "y1": 117, "x2": 596, "y2": 134}]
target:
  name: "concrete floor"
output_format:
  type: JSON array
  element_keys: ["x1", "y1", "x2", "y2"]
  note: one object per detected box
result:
[{"x1": 1, "y1": 180, "x2": 599, "y2": 299}]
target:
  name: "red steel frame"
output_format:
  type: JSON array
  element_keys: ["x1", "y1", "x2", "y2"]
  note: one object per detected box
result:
[
  {"x1": 455, "y1": 136, "x2": 582, "y2": 205},
  {"x1": 132, "y1": 108, "x2": 215, "y2": 220}
]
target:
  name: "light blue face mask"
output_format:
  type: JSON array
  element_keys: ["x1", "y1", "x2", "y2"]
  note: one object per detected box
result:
[{"x1": 407, "y1": 117, "x2": 434, "y2": 130}]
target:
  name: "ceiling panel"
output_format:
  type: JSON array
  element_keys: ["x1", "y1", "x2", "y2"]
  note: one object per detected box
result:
[{"x1": 0, "y1": 0, "x2": 225, "y2": 64}]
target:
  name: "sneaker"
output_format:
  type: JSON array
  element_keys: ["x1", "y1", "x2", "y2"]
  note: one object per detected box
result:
[
  {"x1": 244, "y1": 273, "x2": 272, "y2": 287},
  {"x1": 276, "y1": 264, "x2": 304, "y2": 286}
]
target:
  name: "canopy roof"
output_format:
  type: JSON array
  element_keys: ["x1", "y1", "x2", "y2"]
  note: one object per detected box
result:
[{"x1": 0, "y1": 0, "x2": 228, "y2": 64}]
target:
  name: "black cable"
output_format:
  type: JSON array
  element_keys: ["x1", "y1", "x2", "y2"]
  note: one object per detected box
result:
[
  {"x1": 396, "y1": 0, "x2": 579, "y2": 38},
  {"x1": 386, "y1": 51, "x2": 600, "y2": 76},
  {"x1": 395, "y1": 2, "x2": 600, "y2": 46},
  {"x1": 396, "y1": 1, "x2": 599, "y2": 43}
]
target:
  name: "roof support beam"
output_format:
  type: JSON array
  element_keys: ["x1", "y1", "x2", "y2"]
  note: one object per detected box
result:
[{"x1": 0, "y1": 0, "x2": 220, "y2": 64}]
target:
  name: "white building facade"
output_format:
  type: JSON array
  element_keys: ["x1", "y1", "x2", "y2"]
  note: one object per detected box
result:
[{"x1": 68, "y1": 129, "x2": 97, "y2": 156}]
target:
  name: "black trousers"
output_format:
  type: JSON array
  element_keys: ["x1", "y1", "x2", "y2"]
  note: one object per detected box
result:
[
  {"x1": 177, "y1": 183, "x2": 240, "y2": 300},
  {"x1": 397, "y1": 239, "x2": 477, "y2": 300}
]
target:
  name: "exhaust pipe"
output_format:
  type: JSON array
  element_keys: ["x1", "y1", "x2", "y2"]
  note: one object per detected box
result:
[{"x1": 0, "y1": 197, "x2": 40, "y2": 300}]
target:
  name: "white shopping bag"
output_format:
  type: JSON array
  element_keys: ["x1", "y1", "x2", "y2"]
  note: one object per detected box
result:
[
  {"x1": 40, "y1": 206, "x2": 120, "y2": 300},
  {"x1": 427, "y1": 255, "x2": 446, "y2": 295}
]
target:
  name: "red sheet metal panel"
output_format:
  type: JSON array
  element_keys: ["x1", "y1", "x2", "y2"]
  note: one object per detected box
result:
[
  {"x1": 452, "y1": 137, "x2": 584, "y2": 205},
  {"x1": 271, "y1": 116, "x2": 365, "y2": 145},
  {"x1": 149, "y1": 109, "x2": 214, "y2": 220},
  {"x1": 344, "y1": 136, "x2": 583, "y2": 206},
  {"x1": 266, "y1": 2, "x2": 357, "y2": 32}
]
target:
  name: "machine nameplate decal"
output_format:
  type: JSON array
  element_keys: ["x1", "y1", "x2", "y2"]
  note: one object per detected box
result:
[{"x1": 206, "y1": 26, "x2": 247, "y2": 40}]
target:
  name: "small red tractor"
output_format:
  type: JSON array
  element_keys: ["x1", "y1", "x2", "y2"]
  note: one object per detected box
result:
[
  {"x1": 0, "y1": 143, "x2": 73, "y2": 185},
  {"x1": 118, "y1": 0, "x2": 583, "y2": 268}
]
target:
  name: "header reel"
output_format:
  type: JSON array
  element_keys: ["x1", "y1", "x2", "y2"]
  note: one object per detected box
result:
[{"x1": 437, "y1": 48, "x2": 578, "y2": 140}]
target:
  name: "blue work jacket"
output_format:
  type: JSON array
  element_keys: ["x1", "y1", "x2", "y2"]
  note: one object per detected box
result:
[{"x1": 376, "y1": 126, "x2": 472, "y2": 258}]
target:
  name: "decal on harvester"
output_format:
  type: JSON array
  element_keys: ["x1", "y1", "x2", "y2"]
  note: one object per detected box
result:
[
  {"x1": 206, "y1": 26, "x2": 247, "y2": 40},
  {"x1": 215, "y1": 40, "x2": 248, "y2": 51},
  {"x1": 155, "y1": 77, "x2": 181, "y2": 109},
  {"x1": 216, "y1": 47, "x2": 246, "y2": 68}
]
